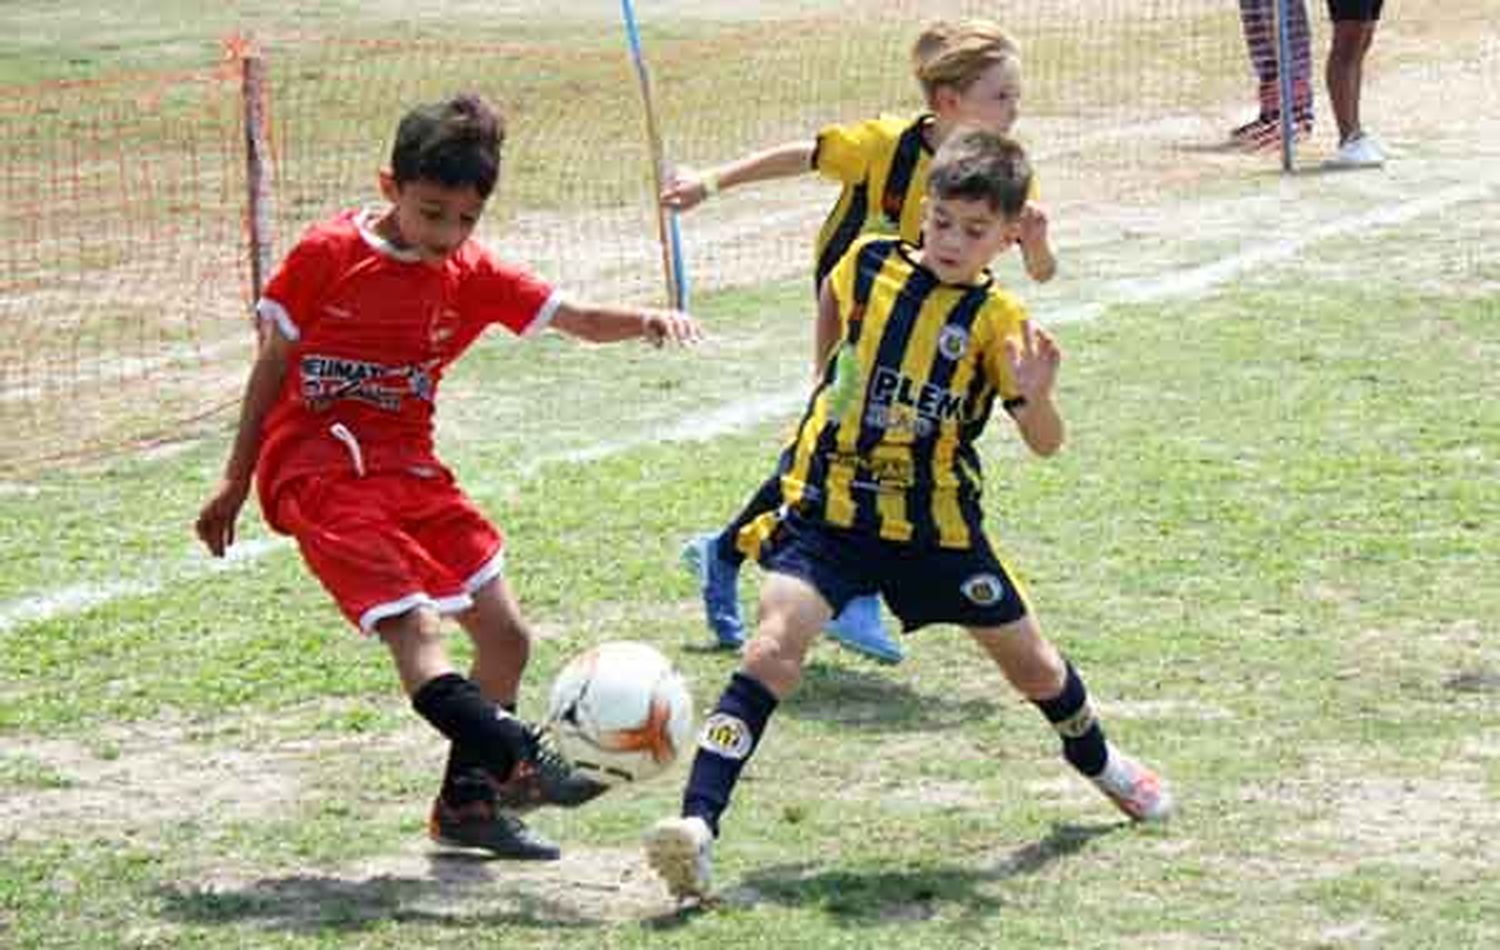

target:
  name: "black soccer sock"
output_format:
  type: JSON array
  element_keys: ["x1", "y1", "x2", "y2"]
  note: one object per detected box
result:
[
  {"x1": 440, "y1": 701, "x2": 517, "y2": 805},
  {"x1": 682, "y1": 671, "x2": 778, "y2": 836},
  {"x1": 1032, "y1": 660, "x2": 1109, "y2": 777},
  {"x1": 413, "y1": 673, "x2": 529, "y2": 786}
]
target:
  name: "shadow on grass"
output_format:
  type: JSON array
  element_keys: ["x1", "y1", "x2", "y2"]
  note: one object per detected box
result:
[
  {"x1": 778, "y1": 660, "x2": 998, "y2": 733},
  {"x1": 646, "y1": 821, "x2": 1120, "y2": 929},
  {"x1": 155, "y1": 852, "x2": 605, "y2": 934}
]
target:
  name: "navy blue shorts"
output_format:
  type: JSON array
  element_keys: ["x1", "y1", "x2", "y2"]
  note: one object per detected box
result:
[
  {"x1": 1327, "y1": 0, "x2": 1382, "y2": 21},
  {"x1": 756, "y1": 508, "x2": 1030, "y2": 632}
]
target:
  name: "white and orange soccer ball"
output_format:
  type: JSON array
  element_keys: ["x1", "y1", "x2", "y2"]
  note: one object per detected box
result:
[{"x1": 545, "y1": 640, "x2": 694, "y2": 786}]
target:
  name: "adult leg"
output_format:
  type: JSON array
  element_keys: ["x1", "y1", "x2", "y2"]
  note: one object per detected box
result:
[
  {"x1": 1327, "y1": 19, "x2": 1377, "y2": 143},
  {"x1": 1288, "y1": 0, "x2": 1315, "y2": 127},
  {"x1": 646, "y1": 571, "x2": 831, "y2": 898},
  {"x1": 1236, "y1": 0, "x2": 1315, "y2": 147},
  {"x1": 969, "y1": 615, "x2": 1173, "y2": 822},
  {"x1": 1238, "y1": 0, "x2": 1281, "y2": 118}
]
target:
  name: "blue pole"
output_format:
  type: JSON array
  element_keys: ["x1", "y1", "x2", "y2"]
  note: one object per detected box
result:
[
  {"x1": 1274, "y1": 0, "x2": 1297, "y2": 172},
  {"x1": 621, "y1": 0, "x2": 690, "y2": 310}
]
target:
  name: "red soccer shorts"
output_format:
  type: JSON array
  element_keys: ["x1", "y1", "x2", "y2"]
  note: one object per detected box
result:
[{"x1": 270, "y1": 469, "x2": 505, "y2": 633}]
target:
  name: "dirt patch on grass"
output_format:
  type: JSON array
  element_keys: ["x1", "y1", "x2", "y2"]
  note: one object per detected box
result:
[
  {"x1": 1242, "y1": 755, "x2": 1500, "y2": 880},
  {"x1": 0, "y1": 725, "x2": 306, "y2": 844},
  {"x1": 2, "y1": 714, "x2": 679, "y2": 925},
  {"x1": 180, "y1": 842, "x2": 671, "y2": 929}
]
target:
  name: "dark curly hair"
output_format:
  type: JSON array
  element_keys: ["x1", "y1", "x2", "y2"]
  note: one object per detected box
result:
[{"x1": 390, "y1": 92, "x2": 505, "y2": 197}]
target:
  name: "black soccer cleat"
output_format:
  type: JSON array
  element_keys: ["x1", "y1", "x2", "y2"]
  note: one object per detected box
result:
[
  {"x1": 428, "y1": 796, "x2": 561, "y2": 861},
  {"x1": 492, "y1": 722, "x2": 609, "y2": 812}
]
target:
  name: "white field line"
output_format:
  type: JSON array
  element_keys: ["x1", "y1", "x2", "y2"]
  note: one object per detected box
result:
[
  {"x1": 0, "y1": 394, "x2": 807, "y2": 637},
  {"x1": 1046, "y1": 179, "x2": 1498, "y2": 325},
  {"x1": 513, "y1": 390, "x2": 806, "y2": 477},
  {"x1": 0, "y1": 539, "x2": 283, "y2": 635},
  {"x1": 2, "y1": 178, "x2": 1492, "y2": 635}
]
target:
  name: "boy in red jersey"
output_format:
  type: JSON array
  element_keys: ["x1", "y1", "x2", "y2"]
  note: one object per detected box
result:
[
  {"x1": 195, "y1": 93, "x2": 700, "y2": 860},
  {"x1": 645, "y1": 129, "x2": 1171, "y2": 901}
]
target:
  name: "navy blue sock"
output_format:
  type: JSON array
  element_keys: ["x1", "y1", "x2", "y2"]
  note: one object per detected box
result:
[
  {"x1": 682, "y1": 671, "x2": 779, "y2": 835},
  {"x1": 1032, "y1": 661, "x2": 1109, "y2": 777},
  {"x1": 413, "y1": 673, "x2": 528, "y2": 785}
]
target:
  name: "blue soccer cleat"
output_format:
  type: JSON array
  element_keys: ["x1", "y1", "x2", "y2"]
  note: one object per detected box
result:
[
  {"x1": 825, "y1": 594, "x2": 904, "y2": 664},
  {"x1": 681, "y1": 531, "x2": 745, "y2": 649}
]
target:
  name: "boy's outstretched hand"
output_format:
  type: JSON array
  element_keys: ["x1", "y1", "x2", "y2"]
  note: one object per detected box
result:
[
  {"x1": 660, "y1": 168, "x2": 712, "y2": 212},
  {"x1": 642, "y1": 309, "x2": 703, "y2": 348},
  {"x1": 1004, "y1": 321, "x2": 1062, "y2": 402}
]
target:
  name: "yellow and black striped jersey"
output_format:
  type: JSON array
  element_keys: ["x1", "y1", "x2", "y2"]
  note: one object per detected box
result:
[
  {"x1": 812, "y1": 114, "x2": 1042, "y2": 289},
  {"x1": 779, "y1": 235, "x2": 1029, "y2": 549},
  {"x1": 812, "y1": 113, "x2": 933, "y2": 286}
]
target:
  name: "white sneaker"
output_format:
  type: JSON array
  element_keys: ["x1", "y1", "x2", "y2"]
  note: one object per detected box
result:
[
  {"x1": 1323, "y1": 133, "x2": 1386, "y2": 169},
  {"x1": 645, "y1": 816, "x2": 714, "y2": 899},
  {"x1": 1091, "y1": 749, "x2": 1174, "y2": 823}
]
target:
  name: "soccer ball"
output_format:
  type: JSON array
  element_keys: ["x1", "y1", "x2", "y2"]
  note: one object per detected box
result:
[{"x1": 545, "y1": 640, "x2": 694, "y2": 786}]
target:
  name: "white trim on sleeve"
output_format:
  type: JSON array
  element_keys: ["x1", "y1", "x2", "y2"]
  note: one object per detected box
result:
[
  {"x1": 256, "y1": 297, "x2": 299, "y2": 342},
  {"x1": 522, "y1": 289, "x2": 566, "y2": 337}
]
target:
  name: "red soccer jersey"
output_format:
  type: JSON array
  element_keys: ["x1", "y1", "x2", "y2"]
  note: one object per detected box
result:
[{"x1": 254, "y1": 209, "x2": 559, "y2": 508}]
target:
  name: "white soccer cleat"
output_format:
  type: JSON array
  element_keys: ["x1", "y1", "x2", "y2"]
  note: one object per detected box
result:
[
  {"x1": 1092, "y1": 749, "x2": 1175, "y2": 824},
  {"x1": 1323, "y1": 133, "x2": 1386, "y2": 169},
  {"x1": 645, "y1": 815, "x2": 715, "y2": 900}
]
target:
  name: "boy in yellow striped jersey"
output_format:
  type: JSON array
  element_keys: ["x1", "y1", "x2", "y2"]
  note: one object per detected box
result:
[
  {"x1": 666, "y1": 19, "x2": 1055, "y2": 663},
  {"x1": 646, "y1": 129, "x2": 1170, "y2": 901}
]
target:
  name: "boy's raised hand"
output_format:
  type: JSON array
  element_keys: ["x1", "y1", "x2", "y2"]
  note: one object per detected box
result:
[
  {"x1": 1003, "y1": 321, "x2": 1061, "y2": 402},
  {"x1": 1017, "y1": 202, "x2": 1049, "y2": 250}
]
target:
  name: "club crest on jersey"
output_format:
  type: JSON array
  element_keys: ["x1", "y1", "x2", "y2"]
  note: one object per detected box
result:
[
  {"x1": 961, "y1": 573, "x2": 1006, "y2": 606},
  {"x1": 429, "y1": 306, "x2": 461, "y2": 349},
  {"x1": 938, "y1": 325, "x2": 969, "y2": 360},
  {"x1": 698, "y1": 713, "x2": 753, "y2": 760}
]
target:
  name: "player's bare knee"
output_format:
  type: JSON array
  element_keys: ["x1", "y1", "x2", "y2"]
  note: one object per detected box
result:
[
  {"x1": 742, "y1": 629, "x2": 810, "y2": 697},
  {"x1": 377, "y1": 609, "x2": 450, "y2": 695},
  {"x1": 466, "y1": 612, "x2": 534, "y2": 655},
  {"x1": 972, "y1": 624, "x2": 1067, "y2": 699},
  {"x1": 1006, "y1": 658, "x2": 1067, "y2": 701}
]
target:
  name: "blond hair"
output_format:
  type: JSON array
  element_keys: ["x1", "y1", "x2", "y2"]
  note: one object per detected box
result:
[{"x1": 911, "y1": 18, "x2": 1021, "y2": 105}]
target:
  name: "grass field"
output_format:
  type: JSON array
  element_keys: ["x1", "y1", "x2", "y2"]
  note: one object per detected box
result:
[{"x1": 3, "y1": 2, "x2": 1499, "y2": 948}]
